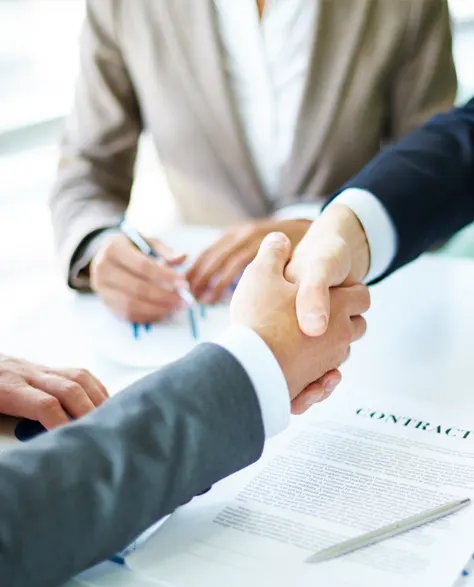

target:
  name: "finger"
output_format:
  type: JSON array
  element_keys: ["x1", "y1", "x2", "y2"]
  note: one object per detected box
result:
[
  {"x1": 101, "y1": 290, "x2": 177, "y2": 323},
  {"x1": 293, "y1": 239, "x2": 351, "y2": 337},
  {"x1": 53, "y1": 368, "x2": 108, "y2": 406},
  {"x1": 30, "y1": 374, "x2": 96, "y2": 419},
  {"x1": 332, "y1": 284, "x2": 371, "y2": 317},
  {"x1": 0, "y1": 382, "x2": 70, "y2": 429},
  {"x1": 250, "y1": 232, "x2": 291, "y2": 277},
  {"x1": 291, "y1": 370, "x2": 342, "y2": 415},
  {"x1": 149, "y1": 239, "x2": 187, "y2": 266},
  {"x1": 106, "y1": 237, "x2": 187, "y2": 286},
  {"x1": 350, "y1": 315, "x2": 367, "y2": 342},
  {"x1": 187, "y1": 233, "x2": 234, "y2": 285},
  {"x1": 102, "y1": 268, "x2": 181, "y2": 309},
  {"x1": 188, "y1": 236, "x2": 243, "y2": 298},
  {"x1": 201, "y1": 248, "x2": 256, "y2": 304}
]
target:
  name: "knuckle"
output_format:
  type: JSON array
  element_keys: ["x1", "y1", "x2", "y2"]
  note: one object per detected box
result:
[
  {"x1": 90, "y1": 256, "x2": 112, "y2": 287},
  {"x1": 68, "y1": 368, "x2": 92, "y2": 385},
  {"x1": 61, "y1": 381, "x2": 84, "y2": 400},
  {"x1": 37, "y1": 395, "x2": 61, "y2": 415},
  {"x1": 340, "y1": 325, "x2": 352, "y2": 346},
  {"x1": 101, "y1": 238, "x2": 120, "y2": 260},
  {"x1": 136, "y1": 257, "x2": 150, "y2": 274},
  {"x1": 130, "y1": 281, "x2": 146, "y2": 298}
]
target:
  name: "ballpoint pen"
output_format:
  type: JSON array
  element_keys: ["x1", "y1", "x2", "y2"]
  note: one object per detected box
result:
[
  {"x1": 306, "y1": 497, "x2": 471, "y2": 563},
  {"x1": 119, "y1": 220, "x2": 201, "y2": 339}
]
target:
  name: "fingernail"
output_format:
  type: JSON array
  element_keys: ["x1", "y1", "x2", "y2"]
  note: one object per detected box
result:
[
  {"x1": 305, "y1": 391, "x2": 326, "y2": 407},
  {"x1": 263, "y1": 232, "x2": 288, "y2": 245},
  {"x1": 302, "y1": 313, "x2": 327, "y2": 334},
  {"x1": 324, "y1": 379, "x2": 340, "y2": 394}
]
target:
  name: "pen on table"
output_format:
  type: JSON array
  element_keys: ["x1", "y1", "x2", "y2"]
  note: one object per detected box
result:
[
  {"x1": 306, "y1": 497, "x2": 471, "y2": 564},
  {"x1": 119, "y1": 220, "x2": 200, "y2": 339}
]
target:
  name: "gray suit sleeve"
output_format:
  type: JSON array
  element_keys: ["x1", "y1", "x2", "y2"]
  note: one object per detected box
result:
[{"x1": 0, "y1": 343, "x2": 265, "y2": 587}]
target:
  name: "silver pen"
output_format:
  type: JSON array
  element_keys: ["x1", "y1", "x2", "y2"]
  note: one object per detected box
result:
[{"x1": 306, "y1": 497, "x2": 471, "y2": 564}]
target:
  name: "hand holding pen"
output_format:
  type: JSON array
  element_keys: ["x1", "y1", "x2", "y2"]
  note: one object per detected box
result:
[
  {"x1": 118, "y1": 221, "x2": 201, "y2": 339},
  {"x1": 89, "y1": 228, "x2": 188, "y2": 325}
]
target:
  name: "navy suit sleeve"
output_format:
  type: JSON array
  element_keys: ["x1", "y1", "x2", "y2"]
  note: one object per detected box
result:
[{"x1": 335, "y1": 97, "x2": 474, "y2": 281}]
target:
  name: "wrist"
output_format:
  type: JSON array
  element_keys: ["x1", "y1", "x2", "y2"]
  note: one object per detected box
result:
[
  {"x1": 320, "y1": 204, "x2": 370, "y2": 282},
  {"x1": 249, "y1": 324, "x2": 300, "y2": 399}
]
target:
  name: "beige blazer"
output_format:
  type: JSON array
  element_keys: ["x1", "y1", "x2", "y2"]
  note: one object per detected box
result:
[{"x1": 51, "y1": 0, "x2": 457, "y2": 287}]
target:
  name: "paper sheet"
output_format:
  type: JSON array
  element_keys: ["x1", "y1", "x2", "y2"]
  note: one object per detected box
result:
[
  {"x1": 72, "y1": 225, "x2": 230, "y2": 368},
  {"x1": 124, "y1": 392, "x2": 474, "y2": 587},
  {"x1": 72, "y1": 296, "x2": 230, "y2": 368}
]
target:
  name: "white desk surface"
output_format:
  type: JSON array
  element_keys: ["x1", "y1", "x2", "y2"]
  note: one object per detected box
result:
[{"x1": 2, "y1": 252, "x2": 474, "y2": 585}]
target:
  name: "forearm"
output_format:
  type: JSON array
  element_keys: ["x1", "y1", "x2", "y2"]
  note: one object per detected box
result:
[
  {"x1": 0, "y1": 344, "x2": 264, "y2": 587},
  {"x1": 50, "y1": 0, "x2": 140, "y2": 285},
  {"x1": 331, "y1": 99, "x2": 474, "y2": 280},
  {"x1": 50, "y1": 173, "x2": 129, "y2": 286}
]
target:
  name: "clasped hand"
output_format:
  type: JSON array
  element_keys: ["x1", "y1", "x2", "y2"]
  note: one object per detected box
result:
[{"x1": 230, "y1": 231, "x2": 370, "y2": 413}]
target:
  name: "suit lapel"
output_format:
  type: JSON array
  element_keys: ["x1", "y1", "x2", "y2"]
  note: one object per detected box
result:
[
  {"x1": 163, "y1": 0, "x2": 269, "y2": 217},
  {"x1": 280, "y1": 0, "x2": 373, "y2": 200}
]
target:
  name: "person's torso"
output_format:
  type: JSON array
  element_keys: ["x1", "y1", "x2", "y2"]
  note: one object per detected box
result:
[{"x1": 113, "y1": 0, "x2": 425, "y2": 224}]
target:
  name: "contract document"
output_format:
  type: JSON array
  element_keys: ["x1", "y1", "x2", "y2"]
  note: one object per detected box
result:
[{"x1": 123, "y1": 391, "x2": 474, "y2": 587}]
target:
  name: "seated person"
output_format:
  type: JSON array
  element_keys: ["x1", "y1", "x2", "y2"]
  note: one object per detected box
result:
[
  {"x1": 0, "y1": 233, "x2": 369, "y2": 586},
  {"x1": 50, "y1": 0, "x2": 456, "y2": 323}
]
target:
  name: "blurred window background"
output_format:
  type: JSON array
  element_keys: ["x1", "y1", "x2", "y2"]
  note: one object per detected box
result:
[{"x1": 0, "y1": 0, "x2": 474, "y2": 327}]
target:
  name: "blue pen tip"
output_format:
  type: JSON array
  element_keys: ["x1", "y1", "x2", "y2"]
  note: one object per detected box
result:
[
  {"x1": 462, "y1": 570, "x2": 470, "y2": 576},
  {"x1": 188, "y1": 307, "x2": 198, "y2": 340},
  {"x1": 133, "y1": 323, "x2": 140, "y2": 339}
]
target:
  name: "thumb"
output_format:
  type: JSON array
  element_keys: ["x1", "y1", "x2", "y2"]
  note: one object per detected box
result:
[
  {"x1": 295, "y1": 266, "x2": 332, "y2": 337},
  {"x1": 150, "y1": 239, "x2": 187, "y2": 266},
  {"x1": 252, "y1": 232, "x2": 291, "y2": 277},
  {"x1": 295, "y1": 242, "x2": 351, "y2": 337}
]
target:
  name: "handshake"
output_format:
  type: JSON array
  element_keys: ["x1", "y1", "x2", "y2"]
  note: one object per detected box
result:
[
  {"x1": 0, "y1": 205, "x2": 370, "y2": 426},
  {"x1": 231, "y1": 204, "x2": 370, "y2": 414}
]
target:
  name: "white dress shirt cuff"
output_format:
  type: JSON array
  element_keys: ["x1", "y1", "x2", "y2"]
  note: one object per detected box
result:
[
  {"x1": 214, "y1": 325, "x2": 290, "y2": 438},
  {"x1": 329, "y1": 188, "x2": 398, "y2": 282},
  {"x1": 274, "y1": 203, "x2": 323, "y2": 222}
]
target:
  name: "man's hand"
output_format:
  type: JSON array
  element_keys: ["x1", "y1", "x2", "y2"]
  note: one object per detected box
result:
[
  {"x1": 187, "y1": 218, "x2": 311, "y2": 304},
  {"x1": 231, "y1": 232, "x2": 370, "y2": 414},
  {"x1": 0, "y1": 356, "x2": 108, "y2": 429},
  {"x1": 285, "y1": 205, "x2": 370, "y2": 337},
  {"x1": 90, "y1": 234, "x2": 189, "y2": 323}
]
